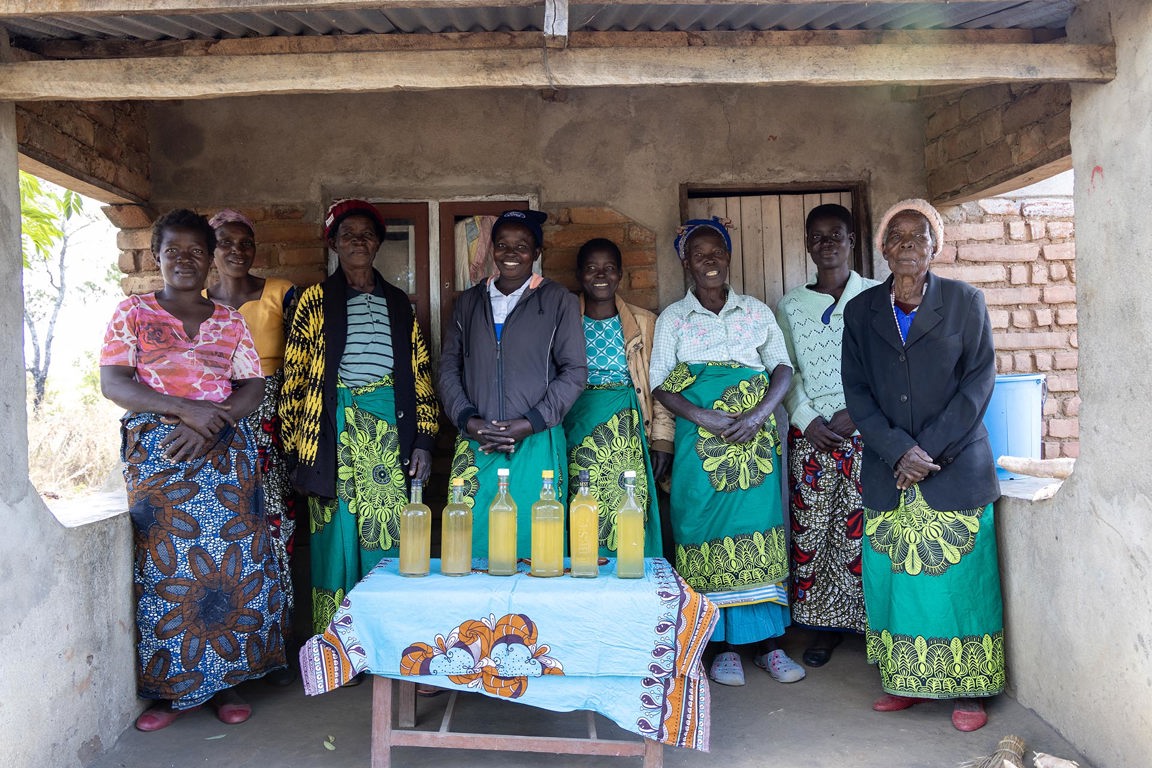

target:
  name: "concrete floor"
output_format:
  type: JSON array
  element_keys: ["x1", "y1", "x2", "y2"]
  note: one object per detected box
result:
[{"x1": 87, "y1": 634, "x2": 1092, "y2": 768}]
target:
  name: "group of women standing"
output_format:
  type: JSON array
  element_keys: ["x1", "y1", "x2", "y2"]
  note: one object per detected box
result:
[{"x1": 102, "y1": 194, "x2": 1004, "y2": 735}]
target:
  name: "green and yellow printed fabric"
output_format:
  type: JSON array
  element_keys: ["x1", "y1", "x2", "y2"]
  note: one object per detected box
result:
[
  {"x1": 564, "y1": 382, "x2": 663, "y2": 557},
  {"x1": 309, "y1": 377, "x2": 404, "y2": 633},
  {"x1": 663, "y1": 363, "x2": 788, "y2": 599},
  {"x1": 862, "y1": 484, "x2": 1006, "y2": 698},
  {"x1": 448, "y1": 424, "x2": 568, "y2": 560}
]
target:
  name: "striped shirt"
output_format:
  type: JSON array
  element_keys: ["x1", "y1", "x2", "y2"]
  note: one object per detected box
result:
[{"x1": 338, "y1": 290, "x2": 394, "y2": 387}]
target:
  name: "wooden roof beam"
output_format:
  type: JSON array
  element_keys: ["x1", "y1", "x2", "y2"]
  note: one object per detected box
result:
[
  {"x1": 0, "y1": 0, "x2": 1060, "y2": 15},
  {"x1": 16, "y1": 29, "x2": 1063, "y2": 60},
  {"x1": 0, "y1": 0, "x2": 542, "y2": 16},
  {"x1": 544, "y1": 0, "x2": 568, "y2": 49},
  {"x1": 0, "y1": 42, "x2": 1114, "y2": 101}
]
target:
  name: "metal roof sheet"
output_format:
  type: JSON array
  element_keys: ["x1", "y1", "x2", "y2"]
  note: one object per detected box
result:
[{"x1": 1, "y1": 2, "x2": 1074, "y2": 41}]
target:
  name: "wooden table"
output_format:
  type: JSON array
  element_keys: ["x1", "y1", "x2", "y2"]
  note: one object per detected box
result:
[
  {"x1": 300, "y1": 558, "x2": 716, "y2": 768},
  {"x1": 370, "y1": 677, "x2": 662, "y2": 768}
]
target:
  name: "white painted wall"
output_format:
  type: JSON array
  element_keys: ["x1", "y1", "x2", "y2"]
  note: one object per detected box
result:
[{"x1": 997, "y1": 2, "x2": 1152, "y2": 767}]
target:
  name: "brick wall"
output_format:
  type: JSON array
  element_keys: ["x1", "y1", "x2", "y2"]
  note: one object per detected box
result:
[
  {"x1": 542, "y1": 206, "x2": 659, "y2": 312},
  {"x1": 111, "y1": 203, "x2": 325, "y2": 295},
  {"x1": 935, "y1": 196, "x2": 1079, "y2": 458},
  {"x1": 111, "y1": 202, "x2": 659, "y2": 312},
  {"x1": 925, "y1": 83, "x2": 1071, "y2": 204},
  {"x1": 16, "y1": 101, "x2": 149, "y2": 203}
]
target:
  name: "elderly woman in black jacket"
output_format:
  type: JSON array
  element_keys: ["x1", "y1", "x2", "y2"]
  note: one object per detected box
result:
[{"x1": 841, "y1": 199, "x2": 1003, "y2": 733}]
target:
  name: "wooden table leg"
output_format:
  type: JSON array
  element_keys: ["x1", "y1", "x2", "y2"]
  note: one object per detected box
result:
[
  {"x1": 643, "y1": 737, "x2": 663, "y2": 768},
  {"x1": 370, "y1": 676, "x2": 393, "y2": 768},
  {"x1": 398, "y1": 680, "x2": 416, "y2": 728}
]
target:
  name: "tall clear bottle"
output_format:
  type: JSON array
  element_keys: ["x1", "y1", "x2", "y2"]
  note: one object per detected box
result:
[
  {"x1": 569, "y1": 470, "x2": 600, "y2": 578},
  {"x1": 441, "y1": 477, "x2": 473, "y2": 576},
  {"x1": 615, "y1": 470, "x2": 645, "y2": 579},
  {"x1": 487, "y1": 467, "x2": 518, "y2": 576},
  {"x1": 530, "y1": 469, "x2": 564, "y2": 577},
  {"x1": 399, "y1": 478, "x2": 431, "y2": 577}
]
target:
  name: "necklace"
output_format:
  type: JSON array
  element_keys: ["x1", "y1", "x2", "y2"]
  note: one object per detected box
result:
[{"x1": 890, "y1": 283, "x2": 926, "y2": 344}]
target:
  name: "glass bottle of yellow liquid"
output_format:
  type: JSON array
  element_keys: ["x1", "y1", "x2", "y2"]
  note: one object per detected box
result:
[
  {"x1": 441, "y1": 477, "x2": 472, "y2": 576},
  {"x1": 569, "y1": 470, "x2": 600, "y2": 578},
  {"x1": 487, "y1": 467, "x2": 518, "y2": 576},
  {"x1": 399, "y1": 477, "x2": 431, "y2": 577},
  {"x1": 531, "y1": 469, "x2": 565, "y2": 577},
  {"x1": 616, "y1": 470, "x2": 645, "y2": 579}
]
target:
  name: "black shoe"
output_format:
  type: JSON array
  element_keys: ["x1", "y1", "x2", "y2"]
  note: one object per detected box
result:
[
  {"x1": 801, "y1": 634, "x2": 843, "y2": 668},
  {"x1": 265, "y1": 666, "x2": 295, "y2": 686}
]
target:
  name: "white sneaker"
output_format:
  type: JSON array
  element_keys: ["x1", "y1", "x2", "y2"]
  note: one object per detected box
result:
[
  {"x1": 709, "y1": 651, "x2": 746, "y2": 686},
  {"x1": 756, "y1": 649, "x2": 806, "y2": 683}
]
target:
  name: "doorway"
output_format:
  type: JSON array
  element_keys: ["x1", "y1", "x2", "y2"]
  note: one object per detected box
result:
[{"x1": 683, "y1": 186, "x2": 869, "y2": 309}]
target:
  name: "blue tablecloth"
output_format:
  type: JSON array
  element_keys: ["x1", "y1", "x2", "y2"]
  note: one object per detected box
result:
[{"x1": 301, "y1": 557, "x2": 717, "y2": 750}]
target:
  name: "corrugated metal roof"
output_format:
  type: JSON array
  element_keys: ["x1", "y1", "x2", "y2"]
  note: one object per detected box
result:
[{"x1": 1, "y1": 1, "x2": 1074, "y2": 42}]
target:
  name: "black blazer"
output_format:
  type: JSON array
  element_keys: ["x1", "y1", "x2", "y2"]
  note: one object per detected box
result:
[{"x1": 841, "y1": 272, "x2": 999, "y2": 511}]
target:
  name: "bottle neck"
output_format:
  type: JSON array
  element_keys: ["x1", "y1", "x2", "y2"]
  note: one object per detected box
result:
[
  {"x1": 540, "y1": 479, "x2": 555, "y2": 500},
  {"x1": 451, "y1": 486, "x2": 465, "y2": 504},
  {"x1": 578, "y1": 480, "x2": 589, "y2": 495},
  {"x1": 410, "y1": 484, "x2": 423, "y2": 504},
  {"x1": 497, "y1": 479, "x2": 510, "y2": 495},
  {"x1": 623, "y1": 479, "x2": 636, "y2": 501}
]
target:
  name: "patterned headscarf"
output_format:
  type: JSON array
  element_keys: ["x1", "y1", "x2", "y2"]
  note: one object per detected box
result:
[
  {"x1": 674, "y1": 216, "x2": 732, "y2": 262},
  {"x1": 874, "y1": 198, "x2": 946, "y2": 259},
  {"x1": 208, "y1": 208, "x2": 255, "y2": 234}
]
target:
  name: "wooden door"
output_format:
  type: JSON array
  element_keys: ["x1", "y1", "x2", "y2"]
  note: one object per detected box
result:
[
  {"x1": 373, "y1": 202, "x2": 431, "y2": 339},
  {"x1": 685, "y1": 190, "x2": 861, "y2": 309}
]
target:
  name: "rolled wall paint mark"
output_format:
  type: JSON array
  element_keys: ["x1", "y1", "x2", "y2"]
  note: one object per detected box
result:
[{"x1": 1090, "y1": 165, "x2": 1104, "y2": 191}]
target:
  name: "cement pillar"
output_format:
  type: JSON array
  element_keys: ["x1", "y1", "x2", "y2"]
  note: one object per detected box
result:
[
  {"x1": 0, "y1": 87, "x2": 136, "y2": 768},
  {"x1": 996, "y1": 2, "x2": 1152, "y2": 767}
]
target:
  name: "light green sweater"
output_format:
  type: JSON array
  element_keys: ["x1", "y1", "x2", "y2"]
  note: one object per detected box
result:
[{"x1": 775, "y1": 271, "x2": 879, "y2": 433}]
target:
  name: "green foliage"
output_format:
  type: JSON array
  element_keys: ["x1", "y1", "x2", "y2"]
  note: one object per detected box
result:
[{"x1": 19, "y1": 170, "x2": 83, "y2": 267}]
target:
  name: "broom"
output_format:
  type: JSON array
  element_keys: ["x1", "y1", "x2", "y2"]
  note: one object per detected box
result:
[{"x1": 958, "y1": 735, "x2": 1027, "y2": 768}]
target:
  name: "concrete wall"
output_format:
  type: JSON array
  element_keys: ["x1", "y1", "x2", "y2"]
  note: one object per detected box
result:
[
  {"x1": 997, "y1": 2, "x2": 1152, "y2": 767},
  {"x1": 145, "y1": 85, "x2": 926, "y2": 309},
  {"x1": 0, "y1": 104, "x2": 137, "y2": 768}
]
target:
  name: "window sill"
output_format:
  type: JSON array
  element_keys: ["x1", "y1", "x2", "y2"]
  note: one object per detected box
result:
[
  {"x1": 47, "y1": 488, "x2": 128, "y2": 528},
  {"x1": 998, "y1": 476, "x2": 1064, "y2": 502}
]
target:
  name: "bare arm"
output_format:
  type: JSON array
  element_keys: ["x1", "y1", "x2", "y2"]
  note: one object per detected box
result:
[
  {"x1": 721, "y1": 363, "x2": 792, "y2": 444},
  {"x1": 100, "y1": 365, "x2": 232, "y2": 437},
  {"x1": 653, "y1": 389, "x2": 736, "y2": 437}
]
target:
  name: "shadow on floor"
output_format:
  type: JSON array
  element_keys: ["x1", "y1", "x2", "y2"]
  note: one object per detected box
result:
[{"x1": 86, "y1": 634, "x2": 1092, "y2": 768}]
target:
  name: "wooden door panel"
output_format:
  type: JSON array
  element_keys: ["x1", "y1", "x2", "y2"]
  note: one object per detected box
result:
[{"x1": 686, "y1": 189, "x2": 862, "y2": 309}]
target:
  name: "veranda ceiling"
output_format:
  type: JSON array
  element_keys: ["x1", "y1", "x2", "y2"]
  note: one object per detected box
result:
[{"x1": 1, "y1": 1, "x2": 1075, "y2": 41}]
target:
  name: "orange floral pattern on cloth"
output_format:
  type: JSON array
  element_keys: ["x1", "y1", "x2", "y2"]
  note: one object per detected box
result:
[{"x1": 400, "y1": 614, "x2": 564, "y2": 698}]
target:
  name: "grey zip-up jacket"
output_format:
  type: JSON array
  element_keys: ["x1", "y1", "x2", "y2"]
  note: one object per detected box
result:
[{"x1": 439, "y1": 275, "x2": 588, "y2": 434}]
